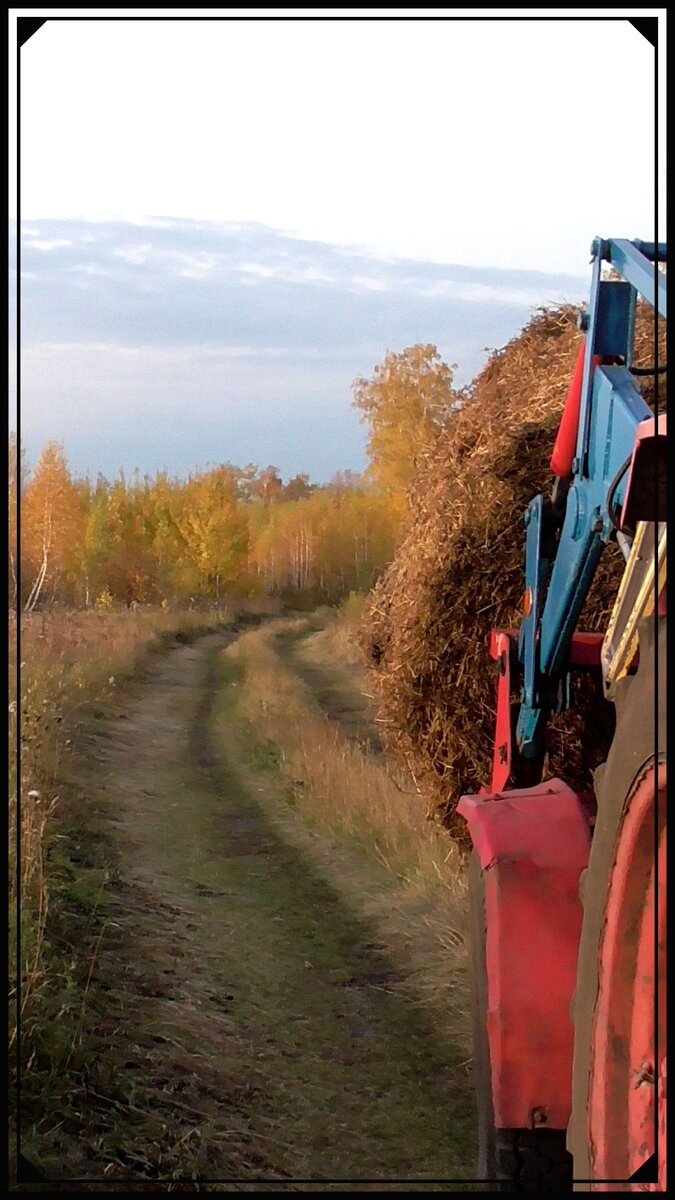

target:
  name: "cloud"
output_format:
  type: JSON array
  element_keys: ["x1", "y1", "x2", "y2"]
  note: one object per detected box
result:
[
  {"x1": 125, "y1": 216, "x2": 178, "y2": 229},
  {"x1": 112, "y1": 242, "x2": 154, "y2": 265},
  {"x1": 73, "y1": 262, "x2": 114, "y2": 276},
  {"x1": 27, "y1": 238, "x2": 74, "y2": 251},
  {"x1": 15, "y1": 217, "x2": 588, "y2": 480},
  {"x1": 16, "y1": 217, "x2": 586, "y2": 355},
  {"x1": 176, "y1": 253, "x2": 217, "y2": 279},
  {"x1": 347, "y1": 275, "x2": 389, "y2": 293}
]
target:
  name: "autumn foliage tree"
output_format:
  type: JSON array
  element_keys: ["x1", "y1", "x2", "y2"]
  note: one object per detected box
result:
[
  {"x1": 352, "y1": 344, "x2": 459, "y2": 513},
  {"x1": 15, "y1": 351, "x2": 449, "y2": 613},
  {"x1": 173, "y1": 467, "x2": 249, "y2": 601},
  {"x1": 22, "y1": 442, "x2": 83, "y2": 610}
]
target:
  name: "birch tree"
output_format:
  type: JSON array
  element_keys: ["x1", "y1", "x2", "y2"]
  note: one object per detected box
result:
[{"x1": 22, "y1": 442, "x2": 82, "y2": 611}]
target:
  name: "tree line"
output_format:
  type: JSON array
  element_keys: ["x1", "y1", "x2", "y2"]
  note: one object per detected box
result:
[{"x1": 11, "y1": 344, "x2": 461, "y2": 610}]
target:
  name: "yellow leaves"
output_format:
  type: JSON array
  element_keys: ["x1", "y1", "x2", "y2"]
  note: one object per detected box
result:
[
  {"x1": 15, "y1": 444, "x2": 403, "y2": 608},
  {"x1": 247, "y1": 482, "x2": 401, "y2": 599},
  {"x1": 352, "y1": 344, "x2": 459, "y2": 506},
  {"x1": 172, "y1": 468, "x2": 250, "y2": 598},
  {"x1": 21, "y1": 441, "x2": 85, "y2": 609}
]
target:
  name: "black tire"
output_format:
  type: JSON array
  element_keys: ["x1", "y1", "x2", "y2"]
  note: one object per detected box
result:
[
  {"x1": 568, "y1": 616, "x2": 666, "y2": 1186},
  {"x1": 469, "y1": 854, "x2": 573, "y2": 1190}
]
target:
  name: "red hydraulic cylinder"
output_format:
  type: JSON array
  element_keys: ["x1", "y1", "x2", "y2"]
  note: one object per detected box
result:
[{"x1": 550, "y1": 342, "x2": 601, "y2": 478}]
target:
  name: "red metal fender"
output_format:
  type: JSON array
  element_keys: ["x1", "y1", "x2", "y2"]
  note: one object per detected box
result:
[{"x1": 457, "y1": 779, "x2": 592, "y2": 1131}]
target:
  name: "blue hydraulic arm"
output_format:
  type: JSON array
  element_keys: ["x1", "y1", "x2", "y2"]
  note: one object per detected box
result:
[{"x1": 516, "y1": 237, "x2": 666, "y2": 760}]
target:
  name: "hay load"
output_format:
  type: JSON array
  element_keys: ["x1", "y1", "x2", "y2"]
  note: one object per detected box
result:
[{"x1": 360, "y1": 302, "x2": 666, "y2": 835}]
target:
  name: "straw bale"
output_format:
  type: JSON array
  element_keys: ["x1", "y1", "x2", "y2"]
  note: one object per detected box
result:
[{"x1": 360, "y1": 301, "x2": 666, "y2": 837}]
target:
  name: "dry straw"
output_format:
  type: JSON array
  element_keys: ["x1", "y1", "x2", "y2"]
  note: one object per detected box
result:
[{"x1": 360, "y1": 301, "x2": 666, "y2": 837}]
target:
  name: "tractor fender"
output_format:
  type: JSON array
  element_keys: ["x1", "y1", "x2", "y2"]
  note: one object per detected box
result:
[{"x1": 458, "y1": 780, "x2": 591, "y2": 1131}]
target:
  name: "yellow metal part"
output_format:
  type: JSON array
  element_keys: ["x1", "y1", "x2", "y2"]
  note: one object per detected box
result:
[{"x1": 601, "y1": 521, "x2": 667, "y2": 699}]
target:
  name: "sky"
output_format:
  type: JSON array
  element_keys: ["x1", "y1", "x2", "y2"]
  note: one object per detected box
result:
[{"x1": 11, "y1": 9, "x2": 664, "y2": 483}]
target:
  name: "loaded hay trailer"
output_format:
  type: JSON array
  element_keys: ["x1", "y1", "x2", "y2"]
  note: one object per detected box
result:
[{"x1": 457, "y1": 238, "x2": 666, "y2": 1190}]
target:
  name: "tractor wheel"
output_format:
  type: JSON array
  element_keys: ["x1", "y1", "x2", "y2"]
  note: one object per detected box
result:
[
  {"x1": 469, "y1": 854, "x2": 573, "y2": 1190},
  {"x1": 569, "y1": 616, "x2": 666, "y2": 1191}
]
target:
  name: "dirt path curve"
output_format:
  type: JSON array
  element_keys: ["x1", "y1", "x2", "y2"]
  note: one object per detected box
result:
[
  {"x1": 273, "y1": 622, "x2": 383, "y2": 757},
  {"x1": 81, "y1": 631, "x2": 475, "y2": 1188}
]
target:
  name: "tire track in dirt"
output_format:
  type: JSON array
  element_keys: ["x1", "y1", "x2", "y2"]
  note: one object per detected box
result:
[
  {"x1": 64, "y1": 631, "x2": 271, "y2": 1186},
  {"x1": 272, "y1": 622, "x2": 383, "y2": 757},
  {"x1": 60, "y1": 629, "x2": 475, "y2": 1188}
]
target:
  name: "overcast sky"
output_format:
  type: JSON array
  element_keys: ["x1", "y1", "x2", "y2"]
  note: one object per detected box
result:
[{"x1": 11, "y1": 10, "x2": 663, "y2": 482}]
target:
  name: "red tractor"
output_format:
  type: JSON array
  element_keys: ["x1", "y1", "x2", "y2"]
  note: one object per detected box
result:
[{"x1": 458, "y1": 238, "x2": 666, "y2": 1190}]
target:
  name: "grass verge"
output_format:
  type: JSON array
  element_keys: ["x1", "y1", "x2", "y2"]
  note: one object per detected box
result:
[
  {"x1": 221, "y1": 615, "x2": 471, "y2": 1035},
  {"x1": 9, "y1": 605, "x2": 237, "y2": 1176}
]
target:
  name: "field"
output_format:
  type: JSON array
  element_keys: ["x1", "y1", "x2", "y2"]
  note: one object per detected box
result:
[{"x1": 10, "y1": 601, "x2": 474, "y2": 1189}]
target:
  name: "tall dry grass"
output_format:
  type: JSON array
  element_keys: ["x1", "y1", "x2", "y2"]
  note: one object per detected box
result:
[
  {"x1": 9, "y1": 605, "x2": 231, "y2": 1057},
  {"x1": 315, "y1": 591, "x2": 368, "y2": 665},
  {"x1": 225, "y1": 615, "x2": 468, "y2": 908},
  {"x1": 224, "y1": 616, "x2": 471, "y2": 1032}
]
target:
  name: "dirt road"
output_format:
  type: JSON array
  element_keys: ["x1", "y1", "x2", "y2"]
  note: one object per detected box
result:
[{"x1": 44, "y1": 628, "x2": 475, "y2": 1188}]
